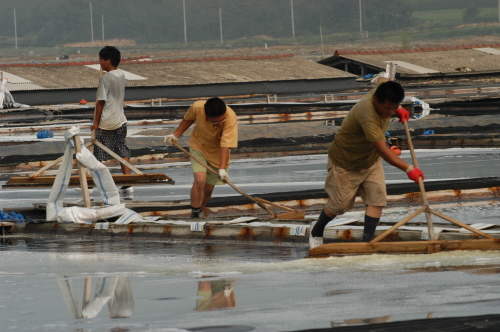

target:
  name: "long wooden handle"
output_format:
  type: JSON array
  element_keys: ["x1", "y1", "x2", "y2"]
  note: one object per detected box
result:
[
  {"x1": 404, "y1": 120, "x2": 436, "y2": 240},
  {"x1": 172, "y1": 141, "x2": 276, "y2": 216}
]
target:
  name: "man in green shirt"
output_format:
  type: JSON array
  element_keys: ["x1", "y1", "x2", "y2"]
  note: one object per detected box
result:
[{"x1": 309, "y1": 78, "x2": 424, "y2": 248}]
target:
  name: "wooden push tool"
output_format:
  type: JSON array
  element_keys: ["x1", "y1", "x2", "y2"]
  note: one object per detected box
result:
[
  {"x1": 172, "y1": 141, "x2": 305, "y2": 220},
  {"x1": 309, "y1": 120, "x2": 500, "y2": 257}
]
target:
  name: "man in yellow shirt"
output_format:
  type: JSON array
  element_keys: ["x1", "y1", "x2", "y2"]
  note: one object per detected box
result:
[
  {"x1": 165, "y1": 97, "x2": 238, "y2": 218},
  {"x1": 309, "y1": 78, "x2": 424, "y2": 248}
]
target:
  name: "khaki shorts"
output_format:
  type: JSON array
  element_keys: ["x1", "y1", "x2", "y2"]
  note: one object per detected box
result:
[
  {"x1": 191, "y1": 149, "x2": 227, "y2": 186},
  {"x1": 324, "y1": 158, "x2": 387, "y2": 215}
]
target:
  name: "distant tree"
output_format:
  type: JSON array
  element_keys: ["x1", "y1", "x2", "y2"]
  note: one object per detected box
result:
[
  {"x1": 363, "y1": 0, "x2": 414, "y2": 32},
  {"x1": 463, "y1": 6, "x2": 480, "y2": 23},
  {"x1": 401, "y1": 31, "x2": 410, "y2": 50}
]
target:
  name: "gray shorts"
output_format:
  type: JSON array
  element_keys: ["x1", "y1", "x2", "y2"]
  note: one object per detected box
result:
[{"x1": 94, "y1": 123, "x2": 131, "y2": 162}]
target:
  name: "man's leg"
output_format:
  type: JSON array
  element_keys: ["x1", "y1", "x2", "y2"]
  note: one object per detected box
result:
[
  {"x1": 358, "y1": 160, "x2": 387, "y2": 242},
  {"x1": 201, "y1": 183, "x2": 215, "y2": 209},
  {"x1": 311, "y1": 207, "x2": 336, "y2": 238},
  {"x1": 120, "y1": 157, "x2": 131, "y2": 175},
  {"x1": 362, "y1": 205, "x2": 383, "y2": 242},
  {"x1": 310, "y1": 160, "x2": 358, "y2": 249},
  {"x1": 190, "y1": 171, "x2": 207, "y2": 218},
  {"x1": 112, "y1": 124, "x2": 133, "y2": 192}
]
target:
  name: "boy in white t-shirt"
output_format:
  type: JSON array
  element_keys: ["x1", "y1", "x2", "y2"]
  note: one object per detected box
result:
[{"x1": 91, "y1": 46, "x2": 133, "y2": 193}]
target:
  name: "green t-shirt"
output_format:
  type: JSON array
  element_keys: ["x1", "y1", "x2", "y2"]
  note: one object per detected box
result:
[{"x1": 328, "y1": 87, "x2": 389, "y2": 170}]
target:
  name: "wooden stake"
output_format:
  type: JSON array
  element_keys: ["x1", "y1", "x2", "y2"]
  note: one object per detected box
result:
[{"x1": 73, "y1": 134, "x2": 91, "y2": 207}]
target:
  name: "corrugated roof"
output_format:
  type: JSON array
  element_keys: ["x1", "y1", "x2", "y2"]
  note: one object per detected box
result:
[
  {"x1": 331, "y1": 46, "x2": 500, "y2": 75},
  {"x1": 0, "y1": 55, "x2": 355, "y2": 91},
  {"x1": 84, "y1": 64, "x2": 148, "y2": 81}
]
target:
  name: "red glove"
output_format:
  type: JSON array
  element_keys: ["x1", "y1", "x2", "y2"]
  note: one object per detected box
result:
[
  {"x1": 406, "y1": 166, "x2": 424, "y2": 183},
  {"x1": 396, "y1": 107, "x2": 410, "y2": 123}
]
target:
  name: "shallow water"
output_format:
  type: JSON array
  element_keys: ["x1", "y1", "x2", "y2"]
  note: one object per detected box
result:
[
  {"x1": 1, "y1": 238, "x2": 500, "y2": 332},
  {"x1": 2, "y1": 148, "x2": 500, "y2": 209},
  {"x1": 1, "y1": 148, "x2": 500, "y2": 331}
]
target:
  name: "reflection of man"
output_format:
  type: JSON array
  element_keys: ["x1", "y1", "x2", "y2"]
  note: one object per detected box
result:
[{"x1": 195, "y1": 279, "x2": 236, "y2": 311}]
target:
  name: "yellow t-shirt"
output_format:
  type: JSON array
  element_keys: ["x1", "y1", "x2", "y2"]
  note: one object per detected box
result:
[
  {"x1": 185, "y1": 100, "x2": 238, "y2": 168},
  {"x1": 328, "y1": 80, "x2": 390, "y2": 170}
]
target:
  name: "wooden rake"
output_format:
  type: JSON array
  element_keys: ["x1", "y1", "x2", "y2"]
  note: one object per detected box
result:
[
  {"x1": 172, "y1": 141, "x2": 305, "y2": 220},
  {"x1": 368, "y1": 120, "x2": 499, "y2": 245}
]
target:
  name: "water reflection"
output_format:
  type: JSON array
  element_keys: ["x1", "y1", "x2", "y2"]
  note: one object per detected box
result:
[
  {"x1": 195, "y1": 277, "x2": 236, "y2": 311},
  {"x1": 58, "y1": 274, "x2": 238, "y2": 320},
  {"x1": 57, "y1": 276, "x2": 134, "y2": 319}
]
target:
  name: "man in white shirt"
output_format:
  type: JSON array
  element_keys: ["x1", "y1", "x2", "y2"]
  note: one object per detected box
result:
[{"x1": 91, "y1": 46, "x2": 133, "y2": 193}]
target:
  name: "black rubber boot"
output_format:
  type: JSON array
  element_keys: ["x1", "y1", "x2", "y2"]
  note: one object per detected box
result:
[
  {"x1": 311, "y1": 209, "x2": 334, "y2": 238},
  {"x1": 362, "y1": 215, "x2": 380, "y2": 242},
  {"x1": 191, "y1": 207, "x2": 202, "y2": 218}
]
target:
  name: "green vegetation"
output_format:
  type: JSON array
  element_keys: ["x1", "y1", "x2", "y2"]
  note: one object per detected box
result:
[{"x1": 0, "y1": 0, "x2": 499, "y2": 58}]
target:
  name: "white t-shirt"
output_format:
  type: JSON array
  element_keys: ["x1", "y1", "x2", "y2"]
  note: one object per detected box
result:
[{"x1": 97, "y1": 69, "x2": 127, "y2": 130}]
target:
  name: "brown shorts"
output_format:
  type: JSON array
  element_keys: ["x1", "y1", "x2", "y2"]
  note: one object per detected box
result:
[{"x1": 324, "y1": 158, "x2": 387, "y2": 215}]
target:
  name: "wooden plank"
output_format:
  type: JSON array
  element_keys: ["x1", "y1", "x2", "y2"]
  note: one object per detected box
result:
[
  {"x1": 3, "y1": 173, "x2": 174, "y2": 188},
  {"x1": 309, "y1": 239, "x2": 500, "y2": 257}
]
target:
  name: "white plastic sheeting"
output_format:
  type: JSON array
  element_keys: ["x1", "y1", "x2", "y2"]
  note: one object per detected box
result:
[
  {"x1": 46, "y1": 126, "x2": 122, "y2": 223},
  {"x1": 57, "y1": 204, "x2": 126, "y2": 224},
  {"x1": 404, "y1": 96, "x2": 431, "y2": 118},
  {"x1": 0, "y1": 78, "x2": 30, "y2": 109}
]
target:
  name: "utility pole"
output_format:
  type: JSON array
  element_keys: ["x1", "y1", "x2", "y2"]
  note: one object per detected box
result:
[
  {"x1": 101, "y1": 14, "x2": 104, "y2": 47},
  {"x1": 90, "y1": 2, "x2": 94, "y2": 46},
  {"x1": 359, "y1": 0, "x2": 363, "y2": 38},
  {"x1": 219, "y1": 8, "x2": 223, "y2": 44},
  {"x1": 290, "y1": 0, "x2": 295, "y2": 39},
  {"x1": 14, "y1": 8, "x2": 18, "y2": 49},
  {"x1": 183, "y1": 0, "x2": 187, "y2": 43},
  {"x1": 320, "y1": 25, "x2": 324, "y2": 58}
]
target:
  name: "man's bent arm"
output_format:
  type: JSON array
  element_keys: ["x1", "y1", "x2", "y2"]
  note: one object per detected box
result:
[
  {"x1": 372, "y1": 140, "x2": 410, "y2": 172},
  {"x1": 219, "y1": 147, "x2": 230, "y2": 170},
  {"x1": 173, "y1": 119, "x2": 195, "y2": 138},
  {"x1": 91, "y1": 100, "x2": 105, "y2": 131}
]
